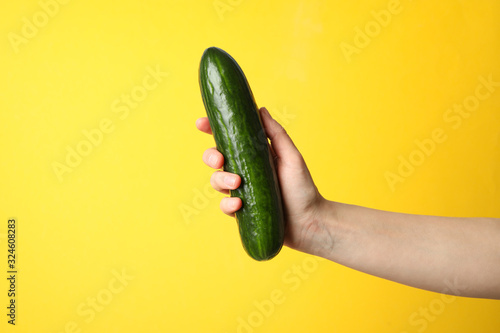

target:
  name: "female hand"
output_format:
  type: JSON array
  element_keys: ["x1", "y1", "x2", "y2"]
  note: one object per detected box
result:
[{"x1": 196, "y1": 107, "x2": 332, "y2": 255}]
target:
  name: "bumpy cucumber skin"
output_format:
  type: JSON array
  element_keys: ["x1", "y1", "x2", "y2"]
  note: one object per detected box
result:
[{"x1": 199, "y1": 47, "x2": 284, "y2": 261}]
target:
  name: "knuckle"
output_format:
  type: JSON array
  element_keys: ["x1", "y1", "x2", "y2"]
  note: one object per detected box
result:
[
  {"x1": 220, "y1": 198, "x2": 228, "y2": 212},
  {"x1": 210, "y1": 171, "x2": 221, "y2": 187}
]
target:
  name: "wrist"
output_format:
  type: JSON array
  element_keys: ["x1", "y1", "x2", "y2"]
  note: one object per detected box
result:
[{"x1": 302, "y1": 197, "x2": 340, "y2": 259}]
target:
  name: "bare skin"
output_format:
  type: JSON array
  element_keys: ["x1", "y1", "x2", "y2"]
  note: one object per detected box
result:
[{"x1": 196, "y1": 107, "x2": 500, "y2": 300}]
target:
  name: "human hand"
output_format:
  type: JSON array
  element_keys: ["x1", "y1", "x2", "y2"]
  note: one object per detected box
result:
[{"x1": 196, "y1": 107, "x2": 329, "y2": 255}]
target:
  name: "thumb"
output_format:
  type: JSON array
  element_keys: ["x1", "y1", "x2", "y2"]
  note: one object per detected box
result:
[{"x1": 259, "y1": 107, "x2": 301, "y2": 165}]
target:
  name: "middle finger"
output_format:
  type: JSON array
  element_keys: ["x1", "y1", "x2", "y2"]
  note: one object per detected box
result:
[{"x1": 210, "y1": 170, "x2": 241, "y2": 194}]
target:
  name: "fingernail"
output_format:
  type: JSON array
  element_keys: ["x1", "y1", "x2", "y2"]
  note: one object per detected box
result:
[
  {"x1": 224, "y1": 176, "x2": 235, "y2": 187},
  {"x1": 261, "y1": 107, "x2": 269, "y2": 116}
]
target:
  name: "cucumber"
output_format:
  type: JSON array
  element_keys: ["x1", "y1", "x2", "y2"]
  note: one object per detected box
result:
[{"x1": 198, "y1": 47, "x2": 285, "y2": 261}]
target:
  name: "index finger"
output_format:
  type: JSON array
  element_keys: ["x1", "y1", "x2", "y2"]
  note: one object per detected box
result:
[{"x1": 196, "y1": 117, "x2": 212, "y2": 135}]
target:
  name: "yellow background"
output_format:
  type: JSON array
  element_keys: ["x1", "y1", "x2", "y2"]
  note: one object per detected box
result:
[{"x1": 1, "y1": 0, "x2": 499, "y2": 332}]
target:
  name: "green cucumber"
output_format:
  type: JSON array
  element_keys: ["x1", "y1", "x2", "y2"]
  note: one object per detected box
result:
[{"x1": 198, "y1": 47, "x2": 285, "y2": 261}]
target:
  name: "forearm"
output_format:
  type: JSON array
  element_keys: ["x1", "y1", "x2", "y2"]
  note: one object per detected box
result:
[{"x1": 310, "y1": 199, "x2": 500, "y2": 299}]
